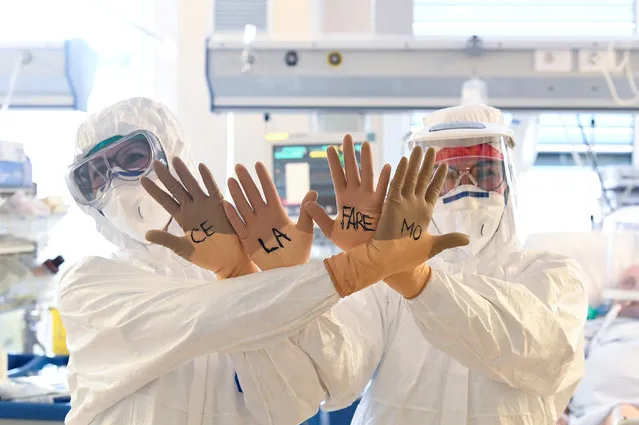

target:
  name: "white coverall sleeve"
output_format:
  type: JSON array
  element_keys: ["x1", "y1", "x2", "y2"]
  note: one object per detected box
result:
[
  {"x1": 232, "y1": 285, "x2": 387, "y2": 417},
  {"x1": 407, "y1": 252, "x2": 587, "y2": 396},
  {"x1": 230, "y1": 339, "x2": 328, "y2": 425},
  {"x1": 58, "y1": 257, "x2": 340, "y2": 392}
]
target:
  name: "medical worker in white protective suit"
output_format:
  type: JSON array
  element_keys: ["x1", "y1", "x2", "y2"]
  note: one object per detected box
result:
[
  {"x1": 204, "y1": 104, "x2": 589, "y2": 425},
  {"x1": 58, "y1": 97, "x2": 468, "y2": 425}
]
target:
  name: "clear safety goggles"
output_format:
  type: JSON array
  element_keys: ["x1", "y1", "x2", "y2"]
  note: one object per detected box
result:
[
  {"x1": 66, "y1": 130, "x2": 168, "y2": 208},
  {"x1": 412, "y1": 136, "x2": 514, "y2": 197}
]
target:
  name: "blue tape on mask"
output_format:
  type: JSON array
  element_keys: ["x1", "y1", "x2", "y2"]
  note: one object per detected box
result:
[{"x1": 442, "y1": 191, "x2": 489, "y2": 204}]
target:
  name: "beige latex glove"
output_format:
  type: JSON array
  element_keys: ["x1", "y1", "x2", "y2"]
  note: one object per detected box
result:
[
  {"x1": 141, "y1": 157, "x2": 257, "y2": 279},
  {"x1": 323, "y1": 147, "x2": 470, "y2": 298},
  {"x1": 224, "y1": 162, "x2": 317, "y2": 271},
  {"x1": 382, "y1": 147, "x2": 441, "y2": 298},
  {"x1": 305, "y1": 134, "x2": 391, "y2": 251}
]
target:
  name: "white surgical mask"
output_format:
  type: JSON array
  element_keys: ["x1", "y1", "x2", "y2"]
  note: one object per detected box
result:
[
  {"x1": 100, "y1": 181, "x2": 171, "y2": 245},
  {"x1": 431, "y1": 185, "x2": 506, "y2": 257}
]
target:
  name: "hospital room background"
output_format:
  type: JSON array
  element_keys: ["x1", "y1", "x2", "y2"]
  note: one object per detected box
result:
[{"x1": 0, "y1": 0, "x2": 638, "y2": 424}]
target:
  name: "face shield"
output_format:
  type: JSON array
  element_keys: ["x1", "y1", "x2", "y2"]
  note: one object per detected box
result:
[
  {"x1": 409, "y1": 121, "x2": 516, "y2": 258},
  {"x1": 434, "y1": 141, "x2": 511, "y2": 198},
  {"x1": 66, "y1": 130, "x2": 168, "y2": 209}
]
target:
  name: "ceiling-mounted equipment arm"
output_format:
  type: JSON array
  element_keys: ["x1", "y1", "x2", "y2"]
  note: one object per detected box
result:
[{"x1": 205, "y1": 36, "x2": 639, "y2": 112}]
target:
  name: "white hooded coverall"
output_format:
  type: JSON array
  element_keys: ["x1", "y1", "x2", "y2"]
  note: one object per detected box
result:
[
  {"x1": 59, "y1": 98, "x2": 343, "y2": 425},
  {"x1": 231, "y1": 105, "x2": 589, "y2": 425}
]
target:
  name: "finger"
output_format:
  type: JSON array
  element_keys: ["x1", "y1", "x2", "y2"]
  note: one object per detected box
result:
[
  {"x1": 141, "y1": 177, "x2": 180, "y2": 216},
  {"x1": 425, "y1": 162, "x2": 448, "y2": 205},
  {"x1": 228, "y1": 177, "x2": 255, "y2": 222},
  {"x1": 236, "y1": 164, "x2": 267, "y2": 211},
  {"x1": 375, "y1": 164, "x2": 392, "y2": 198},
  {"x1": 145, "y1": 230, "x2": 194, "y2": 259},
  {"x1": 198, "y1": 163, "x2": 223, "y2": 201},
  {"x1": 415, "y1": 147, "x2": 436, "y2": 196},
  {"x1": 342, "y1": 134, "x2": 361, "y2": 186},
  {"x1": 255, "y1": 162, "x2": 281, "y2": 207},
  {"x1": 173, "y1": 157, "x2": 206, "y2": 199},
  {"x1": 305, "y1": 202, "x2": 335, "y2": 238},
  {"x1": 153, "y1": 160, "x2": 191, "y2": 203},
  {"x1": 388, "y1": 157, "x2": 408, "y2": 199},
  {"x1": 222, "y1": 200, "x2": 248, "y2": 236},
  {"x1": 431, "y1": 232, "x2": 470, "y2": 257},
  {"x1": 360, "y1": 142, "x2": 374, "y2": 192},
  {"x1": 327, "y1": 146, "x2": 346, "y2": 192},
  {"x1": 401, "y1": 146, "x2": 423, "y2": 197},
  {"x1": 296, "y1": 191, "x2": 319, "y2": 233}
]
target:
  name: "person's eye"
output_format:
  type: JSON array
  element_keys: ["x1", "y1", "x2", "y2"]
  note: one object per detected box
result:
[
  {"x1": 122, "y1": 151, "x2": 148, "y2": 168},
  {"x1": 77, "y1": 170, "x2": 91, "y2": 186},
  {"x1": 445, "y1": 168, "x2": 459, "y2": 179},
  {"x1": 125, "y1": 152, "x2": 144, "y2": 163},
  {"x1": 477, "y1": 168, "x2": 495, "y2": 178}
]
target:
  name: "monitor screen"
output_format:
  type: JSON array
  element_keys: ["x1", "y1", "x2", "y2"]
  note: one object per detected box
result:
[{"x1": 273, "y1": 143, "x2": 362, "y2": 217}]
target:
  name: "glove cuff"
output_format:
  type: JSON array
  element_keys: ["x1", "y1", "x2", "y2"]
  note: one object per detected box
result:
[{"x1": 323, "y1": 243, "x2": 382, "y2": 297}]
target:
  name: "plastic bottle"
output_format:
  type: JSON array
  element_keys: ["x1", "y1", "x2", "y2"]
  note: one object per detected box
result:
[{"x1": 30, "y1": 256, "x2": 64, "y2": 277}]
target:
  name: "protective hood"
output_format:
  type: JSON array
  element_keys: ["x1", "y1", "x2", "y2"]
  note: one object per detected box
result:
[
  {"x1": 410, "y1": 104, "x2": 520, "y2": 263},
  {"x1": 71, "y1": 97, "x2": 201, "y2": 271}
]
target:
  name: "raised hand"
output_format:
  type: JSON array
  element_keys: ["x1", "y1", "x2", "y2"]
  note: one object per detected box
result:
[
  {"x1": 141, "y1": 158, "x2": 257, "y2": 279},
  {"x1": 305, "y1": 134, "x2": 391, "y2": 250},
  {"x1": 322, "y1": 147, "x2": 469, "y2": 298},
  {"x1": 223, "y1": 162, "x2": 317, "y2": 271},
  {"x1": 374, "y1": 147, "x2": 468, "y2": 252}
]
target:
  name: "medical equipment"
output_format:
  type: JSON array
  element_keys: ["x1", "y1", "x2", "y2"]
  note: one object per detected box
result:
[
  {"x1": 0, "y1": 255, "x2": 65, "y2": 355},
  {"x1": 266, "y1": 132, "x2": 377, "y2": 259},
  {"x1": 240, "y1": 25, "x2": 257, "y2": 73},
  {"x1": 206, "y1": 36, "x2": 639, "y2": 111},
  {"x1": 580, "y1": 208, "x2": 639, "y2": 425},
  {"x1": 601, "y1": 206, "x2": 639, "y2": 305},
  {"x1": 600, "y1": 166, "x2": 639, "y2": 213},
  {"x1": 521, "y1": 228, "x2": 638, "y2": 425},
  {"x1": 273, "y1": 142, "x2": 363, "y2": 217},
  {"x1": 0, "y1": 142, "x2": 31, "y2": 190},
  {"x1": 0, "y1": 41, "x2": 96, "y2": 111},
  {"x1": 0, "y1": 146, "x2": 67, "y2": 356}
]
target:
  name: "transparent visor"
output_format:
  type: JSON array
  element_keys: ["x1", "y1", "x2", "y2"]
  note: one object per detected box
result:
[
  {"x1": 609, "y1": 264, "x2": 639, "y2": 317},
  {"x1": 66, "y1": 130, "x2": 168, "y2": 208},
  {"x1": 411, "y1": 136, "x2": 514, "y2": 197},
  {"x1": 603, "y1": 217, "x2": 639, "y2": 315}
]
